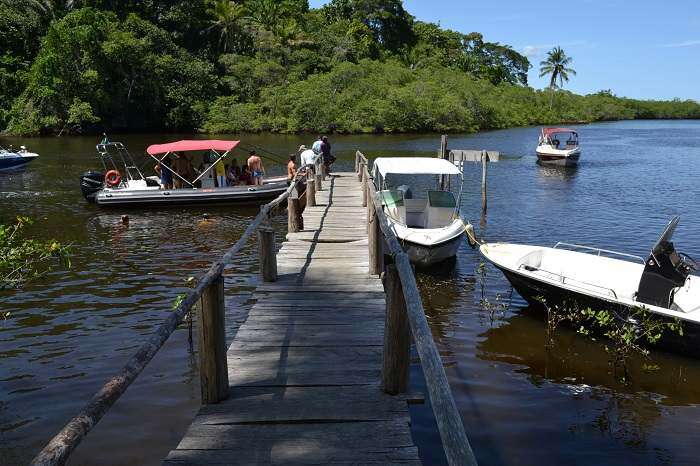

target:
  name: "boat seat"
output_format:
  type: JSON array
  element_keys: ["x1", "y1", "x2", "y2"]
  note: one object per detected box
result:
[
  {"x1": 425, "y1": 191, "x2": 456, "y2": 229},
  {"x1": 379, "y1": 189, "x2": 406, "y2": 224},
  {"x1": 404, "y1": 198, "x2": 428, "y2": 227}
]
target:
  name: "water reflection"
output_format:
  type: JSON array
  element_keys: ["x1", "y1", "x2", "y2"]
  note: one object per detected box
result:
[{"x1": 536, "y1": 163, "x2": 579, "y2": 181}]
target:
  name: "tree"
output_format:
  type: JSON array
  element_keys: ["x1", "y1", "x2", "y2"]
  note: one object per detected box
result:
[
  {"x1": 539, "y1": 46, "x2": 576, "y2": 89},
  {"x1": 206, "y1": 0, "x2": 246, "y2": 53}
]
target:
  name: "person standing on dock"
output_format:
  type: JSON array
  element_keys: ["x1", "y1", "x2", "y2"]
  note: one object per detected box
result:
[
  {"x1": 320, "y1": 136, "x2": 335, "y2": 174},
  {"x1": 312, "y1": 136, "x2": 323, "y2": 155},
  {"x1": 247, "y1": 150, "x2": 264, "y2": 186},
  {"x1": 299, "y1": 145, "x2": 318, "y2": 173}
]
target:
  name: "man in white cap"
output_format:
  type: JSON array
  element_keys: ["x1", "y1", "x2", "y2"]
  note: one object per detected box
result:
[{"x1": 299, "y1": 145, "x2": 318, "y2": 170}]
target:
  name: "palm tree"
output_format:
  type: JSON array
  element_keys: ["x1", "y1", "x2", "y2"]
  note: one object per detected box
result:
[
  {"x1": 206, "y1": 0, "x2": 246, "y2": 53},
  {"x1": 539, "y1": 46, "x2": 576, "y2": 89}
]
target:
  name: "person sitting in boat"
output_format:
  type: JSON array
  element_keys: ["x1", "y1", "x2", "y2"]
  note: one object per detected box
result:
[
  {"x1": 154, "y1": 155, "x2": 173, "y2": 189},
  {"x1": 239, "y1": 165, "x2": 253, "y2": 185},
  {"x1": 173, "y1": 152, "x2": 190, "y2": 189},
  {"x1": 552, "y1": 138, "x2": 560, "y2": 149},
  {"x1": 227, "y1": 159, "x2": 239, "y2": 186},
  {"x1": 247, "y1": 150, "x2": 264, "y2": 186},
  {"x1": 198, "y1": 153, "x2": 215, "y2": 188},
  {"x1": 287, "y1": 155, "x2": 297, "y2": 185}
]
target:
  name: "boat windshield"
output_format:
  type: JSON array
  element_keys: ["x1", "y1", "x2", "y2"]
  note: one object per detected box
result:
[{"x1": 651, "y1": 215, "x2": 680, "y2": 261}]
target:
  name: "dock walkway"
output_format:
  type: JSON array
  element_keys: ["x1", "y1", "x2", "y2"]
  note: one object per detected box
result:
[{"x1": 165, "y1": 173, "x2": 421, "y2": 465}]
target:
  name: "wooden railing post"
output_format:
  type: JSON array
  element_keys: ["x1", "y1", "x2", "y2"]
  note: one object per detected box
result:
[
  {"x1": 382, "y1": 264, "x2": 410, "y2": 395},
  {"x1": 258, "y1": 224, "x2": 277, "y2": 282},
  {"x1": 307, "y1": 176, "x2": 316, "y2": 207},
  {"x1": 361, "y1": 168, "x2": 368, "y2": 207},
  {"x1": 288, "y1": 186, "x2": 303, "y2": 233},
  {"x1": 198, "y1": 274, "x2": 229, "y2": 404},
  {"x1": 315, "y1": 163, "x2": 323, "y2": 191},
  {"x1": 357, "y1": 162, "x2": 364, "y2": 181},
  {"x1": 368, "y1": 196, "x2": 382, "y2": 276}
]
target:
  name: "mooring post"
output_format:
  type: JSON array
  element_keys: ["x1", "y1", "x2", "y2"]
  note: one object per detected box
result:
[
  {"x1": 439, "y1": 135, "x2": 448, "y2": 190},
  {"x1": 368, "y1": 199, "x2": 383, "y2": 276},
  {"x1": 258, "y1": 222, "x2": 277, "y2": 282},
  {"x1": 198, "y1": 274, "x2": 229, "y2": 404},
  {"x1": 288, "y1": 186, "x2": 303, "y2": 233},
  {"x1": 307, "y1": 176, "x2": 316, "y2": 207},
  {"x1": 382, "y1": 264, "x2": 411, "y2": 395},
  {"x1": 481, "y1": 150, "x2": 488, "y2": 213}
]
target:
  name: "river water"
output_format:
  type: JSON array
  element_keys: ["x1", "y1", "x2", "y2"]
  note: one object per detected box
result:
[{"x1": 1, "y1": 121, "x2": 699, "y2": 465}]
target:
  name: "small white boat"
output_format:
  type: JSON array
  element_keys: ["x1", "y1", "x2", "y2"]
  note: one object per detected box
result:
[
  {"x1": 536, "y1": 127, "x2": 580, "y2": 166},
  {"x1": 480, "y1": 216, "x2": 700, "y2": 353},
  {"x1": 0, "y1": 145, "x2": 39, "y2": 172},
  {"x1": 372, "y1": 157, "x2": 472, "y2": 267},
  {"x1": 80, "y1": 139, "x2": 289, "y2": 207}
]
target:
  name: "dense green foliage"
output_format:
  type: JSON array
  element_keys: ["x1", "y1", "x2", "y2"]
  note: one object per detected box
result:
[{"x1": 2, "y1": 0, "x2": 698, "y2": 136}]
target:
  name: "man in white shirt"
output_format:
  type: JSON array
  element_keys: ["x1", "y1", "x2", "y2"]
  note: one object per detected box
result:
[
  {"x1": 299, "y1": 145, "x2": 318, "y2": 169},
  {"x1": 311, "y1": 136, "x2": 323, "y2": 154}
]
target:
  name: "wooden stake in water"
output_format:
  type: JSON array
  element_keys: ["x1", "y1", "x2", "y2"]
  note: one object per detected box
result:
[{"x1": 481, "y1": 150, "x2": 488, "y2": 213}]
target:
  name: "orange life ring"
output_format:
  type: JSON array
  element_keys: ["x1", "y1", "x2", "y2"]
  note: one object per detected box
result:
[{"x1": 105, "y1": 170, "x2": 121, "y2": 187}]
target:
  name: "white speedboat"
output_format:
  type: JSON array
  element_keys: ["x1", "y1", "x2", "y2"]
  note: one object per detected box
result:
[
  {"x1": 372, "y1": 157, "x2": 472, "y2": 267},
  {"x1": 536, "y1": 127, "x2": 581, "y2": 166},
  {"x1": 480, "y1": 217, "x2": 700, "y2": 353},
  {"x1": 80, "y1": 139, "x2": 288, "y2": 207},
  {"x1": 0, "y1": 145, "x2": 39, "y2": 172}
]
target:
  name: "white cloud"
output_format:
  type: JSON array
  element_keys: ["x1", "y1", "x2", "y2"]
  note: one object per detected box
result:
[
  {"x1": 522, "y1": 46, "x2": 540, "y2": 58},
  {"x1": 661, "y1": 40, "x2": 700, "y2": 48}
]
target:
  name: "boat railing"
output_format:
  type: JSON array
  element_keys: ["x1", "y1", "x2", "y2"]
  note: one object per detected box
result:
[
  {"x1": 553, "y1": 242, "x2": 645, "y2": 264},
  {"x1": 30, "y1": 164, "x2": 315, "y2": 466},
  {"x1": 358, "y1": 150, "x2": 478, "y2": 466},
  {"x1": 517, "y1": 263, "x2": 619, "y2": 300}
]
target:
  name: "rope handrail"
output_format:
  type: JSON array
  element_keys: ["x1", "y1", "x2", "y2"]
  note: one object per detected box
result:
[
  {"x1": 363, "y1": 161, "x2": 477, "y2": 466},
  {"x1": 30, "y1": 166, "x2": 313, "y2": 466}
]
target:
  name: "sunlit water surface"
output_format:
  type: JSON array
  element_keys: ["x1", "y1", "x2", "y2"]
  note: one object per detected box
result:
[{"x1": 1, "y1": 121, "x2": 699, "y2": 465}]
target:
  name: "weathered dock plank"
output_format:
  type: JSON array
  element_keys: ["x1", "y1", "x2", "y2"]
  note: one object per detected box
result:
[{"x1": 165, "y1": 173, "x2": 420, "y2": 465}]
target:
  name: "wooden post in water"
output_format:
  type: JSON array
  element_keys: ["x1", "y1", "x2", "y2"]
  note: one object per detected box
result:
[
  {"x1": 382, "y1": 264, "x2": 411, "y2": 395},
  {"x1": 307, "y1": 176, "x2": 316, "y2": 207},
  {"x1": 198, "y1": 274, "x2": 229, "y2": 404},
  {"x1": 258, "y1": 225, "x2": 277, "y2": 282},
  {"x1": 481, "y1": 150, "x2": 488, "y2": 213},
  {"x1": 439, "y1": 135, "x2": 448, "y2": 190}
]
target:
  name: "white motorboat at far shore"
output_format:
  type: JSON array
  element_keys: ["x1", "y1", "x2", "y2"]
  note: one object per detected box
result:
[
  {"x1": 536, "y1": 127, "x2": 581, "y2": 166},
  {"x1": 372, "y1": 157, "x2": 474, "y2": 267}
]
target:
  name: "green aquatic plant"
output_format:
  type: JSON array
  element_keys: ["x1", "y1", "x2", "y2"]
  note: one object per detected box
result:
[
  {"x1": 538, "y1": 296, "x2": 684, "y2": 381},
  {"x1": 0, "y1": 216, "x2": 70, "y2": 292}
]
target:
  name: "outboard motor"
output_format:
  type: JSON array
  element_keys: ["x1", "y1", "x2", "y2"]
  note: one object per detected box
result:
[
  {"x1": 80, "y1": 170, "x2": 104, "y2": 202},
  {"x1": 637, "y1": 216, "x2": 696, "y2": 308}
]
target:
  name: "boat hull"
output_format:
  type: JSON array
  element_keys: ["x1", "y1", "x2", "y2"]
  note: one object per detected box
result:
[
  {"x1": 0, "y1": 154, "x2": 38, "y2": 172},
  {"x1": 498, "y1": 266, "x2": 700, "y2": 356},
  {"x1": 536, "y1": 150, "x2": 581, "y2": 166},
  {"x1": 401, "y1": 233, "x2": 463, "y2": 267},
  {"x1": 94, "y1": 182, "x2": 289, "y2": 207}
]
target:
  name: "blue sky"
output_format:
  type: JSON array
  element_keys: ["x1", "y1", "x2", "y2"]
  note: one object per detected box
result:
[{"x1": 308, "y1": 0, "x2": 700, "y2": 101}]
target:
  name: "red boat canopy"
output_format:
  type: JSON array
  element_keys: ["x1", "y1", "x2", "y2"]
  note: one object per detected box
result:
[
  {"x1": 146, "y1": 140, "x2": 240, "y2": 155},
  {"x1": 542, "y1": 127, "x2": 577, "y2": 136}
]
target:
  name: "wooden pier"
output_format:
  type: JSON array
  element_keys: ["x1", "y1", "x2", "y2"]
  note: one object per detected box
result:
[
  {"x1": 31, "y1": 154, "x2": 476, "y2": 466},
  {"x1": 165, "y1": 172, "x2": 419, "y2": 464}
]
